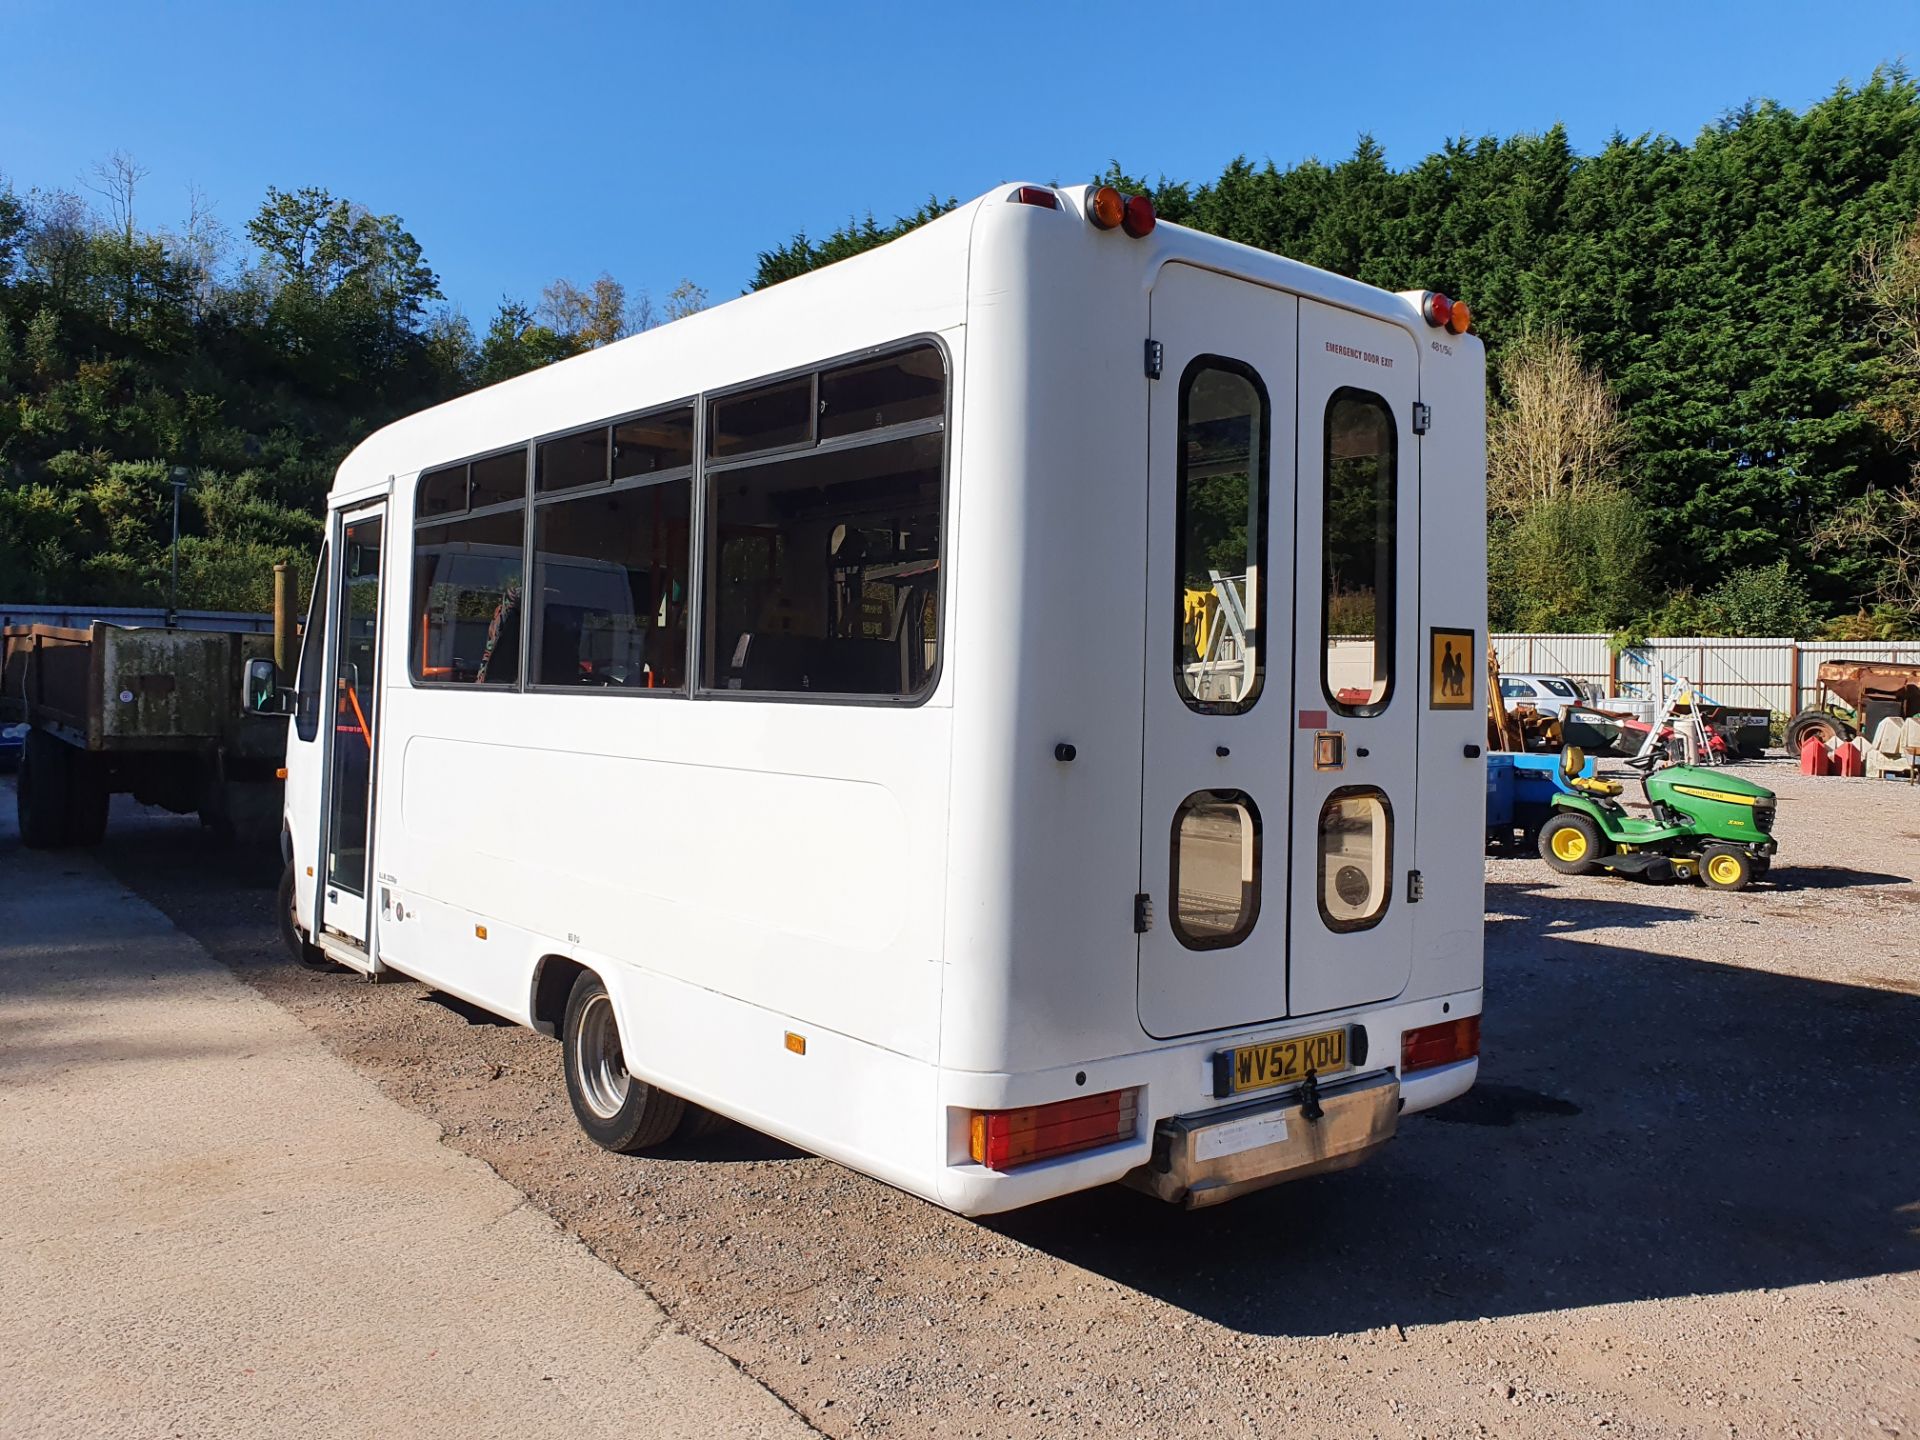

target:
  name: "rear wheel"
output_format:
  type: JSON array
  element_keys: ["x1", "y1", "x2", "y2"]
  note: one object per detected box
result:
[
  {"x1": 562, "y1": 972, "x2": 685, "y2": 1153},
  {"x1": 17, "y1": 730, "x2": 73, "y2": 849},
  {"x1": 1700, "y1": 845, "x2": 1754, "y2": 892},
  {"x1": 1539, "y1": 812, "x2": 1605, "y2": 876}
]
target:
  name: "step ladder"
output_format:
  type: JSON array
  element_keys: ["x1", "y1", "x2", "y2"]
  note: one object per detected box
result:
[{"x1": 1634, "y1": 674, "x2": 1720, "y2": 766}]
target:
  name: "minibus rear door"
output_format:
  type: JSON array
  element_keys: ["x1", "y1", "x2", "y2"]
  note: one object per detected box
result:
[
  {"x1": 1285, "y1": 300, "x2": 1418, "y2": 1016},
  {"x1": 1136, "y1": 263, "x2": 1298, "y2": 1039}
]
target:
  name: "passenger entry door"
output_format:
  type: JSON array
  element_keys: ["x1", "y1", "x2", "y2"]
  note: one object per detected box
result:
[
  {"x1": 1288, "y1": 300, "x2": 1419, "y2": 1015},
  {"x1": 1138, "y1": 264, "x2": 1297, "y2": 1038},
  {"x1": 319, "y1": 505, "x2": 386, "y2": 946}
]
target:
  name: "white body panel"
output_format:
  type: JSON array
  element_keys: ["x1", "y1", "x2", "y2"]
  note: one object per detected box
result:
[{"x1": 284, "y1": 185, "x2": 1487, "y2": 1215}]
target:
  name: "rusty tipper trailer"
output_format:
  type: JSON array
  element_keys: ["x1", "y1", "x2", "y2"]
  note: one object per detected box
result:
[{"x1": 2, "y1": 622, "x2": 285, "y2": 847}]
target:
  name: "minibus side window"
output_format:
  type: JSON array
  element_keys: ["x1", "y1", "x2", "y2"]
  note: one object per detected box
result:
[
  {"x1": 701, "y1": 343, "x2": 947, "y2": 702},
  {"x1": 293, "y1": 541, "x2": 329, "y2": 743},
  {"x1": 532, "y1": 477, "x2": 692, "y2": 690},
  {"x1": 1174, "y1": 360, "x2": 1269, "y2": 714},
  {"x1": 1170, "y1": 790, "x2": 1262, "y2": 949},
  {"x1": 412, "y1": 505, "x2": 526, "y2": 686},
  {"x1": 1322, "y1": 389, "x2": 1396, "y2": 714},
  {"x1": 1317, "y1": 787, "x2": 1391, "y2": 931}
]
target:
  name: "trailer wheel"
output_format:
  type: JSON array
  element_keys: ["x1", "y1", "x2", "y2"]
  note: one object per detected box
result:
[
  {"x1": 562, "y1": 971, "x2": 685, "y2": 1153},
  {"x1": 276, "y1": 864, "x2": 332, "y2": 970},
  {"x1": 17, "y1": 730, "x2": 73, "y2": 849},
  {"x1": 1783, "y1": 708, "x2": 1853, "y2": 751},
  {"x1": 65, "y1": 751, "x2": 109, "y2": 847},
  {"x1": 1700, "y1": 845, "x2": 1754, "y2": 892},
  {"x1": 1538, "y1": 813, "x2": 1604, "y2": 876}
]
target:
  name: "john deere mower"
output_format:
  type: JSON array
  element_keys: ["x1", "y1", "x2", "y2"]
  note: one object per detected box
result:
[{"x1": 1536, "y1": 746, "x2": 1778, "y2": 891}]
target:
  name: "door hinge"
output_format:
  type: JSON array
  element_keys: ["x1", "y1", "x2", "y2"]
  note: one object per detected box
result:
[
  {"x1": 1144, "y1": 338, "x2": 1164, "y2": 380},
  {"x1": 1134, "y1": 892, "x2": 1155, "y2": 933},
  {"x1": 1411, "y1": 401, "x2": 1431, "y2": 435},
  {"x1": 1407, "y1": 869, "x2": 1425, "y2": 903}
]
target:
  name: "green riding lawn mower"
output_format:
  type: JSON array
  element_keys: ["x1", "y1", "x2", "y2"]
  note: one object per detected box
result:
[{"x1": 1536, "y1": 746, "x2": 1779, "y2": 891}]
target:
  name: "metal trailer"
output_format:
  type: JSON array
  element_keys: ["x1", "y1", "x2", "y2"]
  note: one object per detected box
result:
[{"x1": 2, "y1": 621, "x2": 287, "y2": 848}]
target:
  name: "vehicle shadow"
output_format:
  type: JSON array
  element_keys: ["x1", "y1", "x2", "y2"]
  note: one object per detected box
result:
[
  {"x1": 990, "y1": 934, "x2": 1920, "y2": 1337},
  {"x1": 1767, "y1": 865, "x2": 1912, "y2": 891},
  {"x1": 1484, "y1": 878, "x2": 1697, "y2": 933}
]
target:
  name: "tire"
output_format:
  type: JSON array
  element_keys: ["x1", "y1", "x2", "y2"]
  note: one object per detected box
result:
[
  {"x1": 1700, "y1": 845, "x2": 1754, "y2": 892},
  {"x1": 65, "y1": 751, "x2": 109, "y2": 847},
  {"x1": 17, "y1": 730, "x2": 73, "y2": 849},
  {"x1": 276, "y1": 863, "x2": 332, "y2": 970},
  {"x1": 676, "y1": 1105, "x2": 731, "y2": 1141},
  {"x1": 1784, "y1": 708, "x2": 1853, "y2": 751},
  {"x1": 1538, "y1": 812, "x2": 1605, "y2": 876},
  {"x1": 561, "y1": 971, "x2": 684, "y2": 1154}
]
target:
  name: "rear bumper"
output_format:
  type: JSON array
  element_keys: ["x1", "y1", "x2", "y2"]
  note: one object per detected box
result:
[{"x1": 1124, "y1": 1070, "x2": 1400, "y2": 1208}]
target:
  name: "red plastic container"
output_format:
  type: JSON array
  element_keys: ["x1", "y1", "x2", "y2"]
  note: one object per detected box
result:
[
  {"x1": 1800, "y1": 736, "x2": 1833, "y2": 776},
  {"x1": 1835, "y1": 740, "x2": 1866, "y2": 777}
]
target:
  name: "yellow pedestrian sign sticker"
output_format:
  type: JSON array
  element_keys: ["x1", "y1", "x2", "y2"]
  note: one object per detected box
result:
[{"x1": 1430, "y1": 627, "x2": 1473, "y2": 709}]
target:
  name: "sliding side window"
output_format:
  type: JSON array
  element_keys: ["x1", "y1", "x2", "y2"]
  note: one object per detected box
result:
[{"x1": 701, "y1": 344, "x2": 946, "y2": 700}]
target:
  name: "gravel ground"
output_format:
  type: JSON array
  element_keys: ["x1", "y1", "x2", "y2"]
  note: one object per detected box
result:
[{"x1": 62, "y1": 759, "x2": 1920, "y2": 1438}]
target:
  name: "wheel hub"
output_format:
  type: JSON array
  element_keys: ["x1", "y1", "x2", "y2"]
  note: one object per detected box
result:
[{"x1": 573, "y1": 993, "x2": 630, "y2": 1119}]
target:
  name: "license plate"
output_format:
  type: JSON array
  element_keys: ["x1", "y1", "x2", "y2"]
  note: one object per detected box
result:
[{"x1": 1215, "y1": 1027, "x2": 1349, "y2": 1098}]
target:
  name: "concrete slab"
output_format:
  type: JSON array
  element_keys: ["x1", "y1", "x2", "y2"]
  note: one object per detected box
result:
[{"x1": 0, "y1": 797, "x2": 817, "y2": 1440}]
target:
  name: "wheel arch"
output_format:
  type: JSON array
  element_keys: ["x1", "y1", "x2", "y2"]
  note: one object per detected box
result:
[{"x1": 529, "y1": 954, "x2": 591, "y2": 1038}]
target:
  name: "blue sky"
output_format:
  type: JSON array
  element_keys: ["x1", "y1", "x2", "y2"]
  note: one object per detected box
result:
[{"x1": 0, "y1": 1, "x2": 1911, "y2": 322}]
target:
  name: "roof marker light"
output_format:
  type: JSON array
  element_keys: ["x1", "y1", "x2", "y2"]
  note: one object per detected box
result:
[
  {"x1": 1121, "y1": 193, "x2": 1156, "y2": 238},
  {"x1": 1086, "y1": 185, "x2": 1124, "y2": 230},
  {"x1": 1009, "y1": 185, "x2": 1060, "y2": 210},
  {"x1": 1421, "y1": 291, "x2": 1454, "y2": 329}
]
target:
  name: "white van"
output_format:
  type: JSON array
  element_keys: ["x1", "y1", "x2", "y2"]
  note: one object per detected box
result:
[{"x1": 263, "y1": 183, "x2": 1487, "y2": 1214}]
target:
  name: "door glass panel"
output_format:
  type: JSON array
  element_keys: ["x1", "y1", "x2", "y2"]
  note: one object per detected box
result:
[
  {"x1": 326, "y1": 516, "x2": 382, "y2": 895},
  {"x1": 1323, "y1": 390, "x2": 1396, "y2": 713},
  {"x1": 1170, "y1": 790, "x2": 1262, "y2": 949},
  {"x1": 1317, "y1": 788, "x2": 1391, "y2": 932},
  {"x1": 1175, "y1": 362, "x2": 1267, "y2": 713}
]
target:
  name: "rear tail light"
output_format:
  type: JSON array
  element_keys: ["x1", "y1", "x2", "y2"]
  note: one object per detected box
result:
[
  {"x1": 1421, "y1": 291, "x2": 1454, "y2": 328},
  {"x1": 1009, "y1": 185, "x2": 1060, "y2": 210},
  {"x1": 968, "y1": 1088, "x2": 1139, "y2": 1171},
  {"x1": 1401, "y1": 1015, "x2": 1480, "y2": 1074},
  {"x1": 1121, "y1": 193, "x2": 1156, "y2": 238}
]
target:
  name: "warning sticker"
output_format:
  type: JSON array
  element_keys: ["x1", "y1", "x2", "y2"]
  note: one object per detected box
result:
[{"x1": 1429, "y1": 628, "x2": 1474, "y2": 710}]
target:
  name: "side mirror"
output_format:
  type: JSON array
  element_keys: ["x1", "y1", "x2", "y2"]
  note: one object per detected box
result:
[{"x1": 243, "y1": 656, "x2": 292, "y2": 716}]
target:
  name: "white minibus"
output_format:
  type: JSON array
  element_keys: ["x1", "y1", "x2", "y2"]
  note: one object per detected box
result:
[{"x1": 260, "y1": 182, "x2": 1487, "y2": 1213}]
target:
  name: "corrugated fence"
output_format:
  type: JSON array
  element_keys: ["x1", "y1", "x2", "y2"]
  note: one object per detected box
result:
[{"x1": 1493, "y1": 633, "x2": 1920, "y2": 715}]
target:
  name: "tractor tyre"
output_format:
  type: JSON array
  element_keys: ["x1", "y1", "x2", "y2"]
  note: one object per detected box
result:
[
  {"x1": 1784, "y1": 708, "x2": 1853, "y2": 751},
  {"x1": 17, "y1": 730, "x2": 73, "y2": 849},
  {"x1": 1539, "y1": 813, "x2": 1605, "y2": 876},
  {"x1": 1700, "y1": 845, "x2": 1754, "y2": 892}
]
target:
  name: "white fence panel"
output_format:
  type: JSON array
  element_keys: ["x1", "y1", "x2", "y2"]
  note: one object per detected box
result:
[
  {"x1": 1491, "y1": 633, "x2": 1612, "y2": 690},
  {"x1": 1624, "y1": 638, "x2": 1796, "y2": 714},
  {"x1": 1490, "y1": 634, "x2": 1920, "y2": 716}
]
